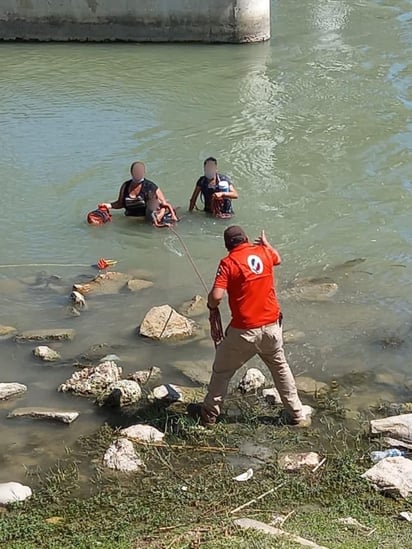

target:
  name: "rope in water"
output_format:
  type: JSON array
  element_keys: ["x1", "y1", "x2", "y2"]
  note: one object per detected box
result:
[
  {"x1": 168, "y1": 226, "x2": 224, "y2": 346},
  {"x1": 0, "y1": 263, "x2": 92, "y2": 269}
]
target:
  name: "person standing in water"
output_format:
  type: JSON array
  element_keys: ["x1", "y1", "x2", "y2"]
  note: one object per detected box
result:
[
  {"x1": 188, "y1": 157, "x2": 238, "y2": 217},
  {"x1": 188, "y1": 226, "x2": 312, "y2": 428},
  {"x1": 99, "y1": 161, "x2": 173, "y2": 220}
]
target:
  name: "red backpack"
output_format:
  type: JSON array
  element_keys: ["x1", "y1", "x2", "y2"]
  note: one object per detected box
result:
[{"x1": 87, "y1": 205, "x2": 112, "y2": 225}]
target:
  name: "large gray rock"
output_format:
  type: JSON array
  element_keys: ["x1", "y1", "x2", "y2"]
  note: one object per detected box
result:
[
  {"x1": 0, "y1": 383, "x2": 27, "y2": 400},
  {"x1": 103, "y1": 438, "x2": 143, "y2": 472},
  {"x1": 73, "y1": 272, "x2": 131, "y2": 296},
  {"x1": 7, "y1": 407, "x2": 79, "y2": 424},
  {"x1": 362, "y1": 456, "x2": 412, "y2": 498},
  {"x1": 33, "y1": 346, "x2": 61, "y2": 362},
  {"x1": 0, "y1": 325, "x2": 17, "y2": 339},
  {"x1": 238, "y1": 368, "x2": 266, "y2": 393},
  {"x1": 96, "y1": 380, "x2": 142, "y2": 407},
  {"x1": 370, "y1": 413, "x2": 412, "y2": 444},
  {"x1": 0, "y1": 482, "x2": 32, "y2": 506},
  {"x1": 179, "y1": 295, "x2": 207, "y2": 317},
  {"x1": 139, "y1": 305, "x2": 197, "y2": 340},
  {"x1": 296, "y1": 376, "x2": 328, "y2": 396},
  {"x1": 15, "y1": 328, "x2": 75, "y2": 342},
  {"x1": 120, "y1": 424, "x2": 164, "y2": 443},
  {"x1": 58, "y1": 361, "x2": 122, "y2": 396},
  {"x1": 284, "y1": 277, "x2": 338, "y2": 302}
]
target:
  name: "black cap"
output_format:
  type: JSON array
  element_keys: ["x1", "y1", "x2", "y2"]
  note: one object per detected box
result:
[{"x1": 224, "y1": 226, "x2": 248, "y2": 250}]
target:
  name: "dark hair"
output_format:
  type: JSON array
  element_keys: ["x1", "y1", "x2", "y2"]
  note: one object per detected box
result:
[
  {"x1": 130, "y1": 161, "x2": 145, "y2": 174},
  {"x1": 203, "y1": 157, "x2": 217, "y2": 167}
]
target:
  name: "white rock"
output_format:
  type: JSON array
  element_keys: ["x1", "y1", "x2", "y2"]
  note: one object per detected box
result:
[
  {"x1": 139, "y1": 305, "x2": 197, "y2": 340},
  {"x1": 238, "y1": 368, "x2": 266, "y2": 393},
  {"x1": 0, "y1": 482, "x2": 32, "y2": 505},
  {"x1": 7, "y1": 407, "x2": 79, "y2": 424},
  {"x1": 278, "y1": 452, "x2": 321, "y2": 472},
  {"x1": 129, "y1": 367, "x2": 161, "y2": 385},
  {"x1": 120, "y1": 424, "x2": 165, "y2": 443},
  {"x1": 262, "y1": 387, "x2": 282, "y2": 405},
  {"x1": 361, "y1": 456, "x2": 412, "y2": 498},
  {"x1": 58, "y1": 361, "x2": 122, "y2": 396},
  {"x1": 33, "y1": 346, "x2": 61, "y2": 362},
  {"x1": 370, "y1": 414, "x2": 412, "y2": 444},
  {"x1": 0, "y1": 383, "x2": 27, "y2": 400},
  {"x1": 151, "y1": 384, "x2": 183, "y2": 403},
  {"x1": 103, "y1": 438, "x2": 143, "y2": 473},
  {"x1": 97, "y1": 380, "x2": 142, "y2": 407}
]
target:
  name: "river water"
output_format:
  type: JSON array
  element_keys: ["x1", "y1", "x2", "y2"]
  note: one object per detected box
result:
[{"x1": 1, "y1": 0, "x2": 412, "y2": 482}]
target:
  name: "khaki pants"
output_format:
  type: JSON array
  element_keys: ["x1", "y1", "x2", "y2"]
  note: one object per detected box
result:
[{"x1": 203, "y1": 322, "x2": 304, "y2": 421}]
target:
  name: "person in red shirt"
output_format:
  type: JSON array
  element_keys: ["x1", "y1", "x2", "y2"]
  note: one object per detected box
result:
[{"x1": 188, "y1": 225, "x2": 312, "y2": 428}]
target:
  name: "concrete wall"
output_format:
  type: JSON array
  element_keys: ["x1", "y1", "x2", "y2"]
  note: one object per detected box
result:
[{"x1": 0, "y1": 0, "x2": 270, "y2": 43}]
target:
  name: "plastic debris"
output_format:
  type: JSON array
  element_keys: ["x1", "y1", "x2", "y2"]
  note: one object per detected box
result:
[{"x1": 233, "y1": 468, "x2": 254, "y2": 482}]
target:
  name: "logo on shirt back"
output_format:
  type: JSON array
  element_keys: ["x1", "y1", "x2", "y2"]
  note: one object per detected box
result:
[{"x1": 247, "y1": 255, "x2": 264, "y2": 275}]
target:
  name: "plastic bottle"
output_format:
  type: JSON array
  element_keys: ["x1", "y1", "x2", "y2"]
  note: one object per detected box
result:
[
  {"x1": 217, "y1": 179, "x2": 230, "y2": 194},
  {"x1": 370, "y1": 449, "x2": 405, "y2": 463}
]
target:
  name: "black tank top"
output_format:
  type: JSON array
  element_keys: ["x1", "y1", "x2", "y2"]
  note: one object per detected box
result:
[{"x1": 123, "y1": 179, "x2": 158, "y2": 217}]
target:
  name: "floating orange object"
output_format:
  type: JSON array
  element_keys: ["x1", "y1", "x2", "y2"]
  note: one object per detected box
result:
[{"x1": 96, "y1": 258, "x2": 117, "y2": 270}]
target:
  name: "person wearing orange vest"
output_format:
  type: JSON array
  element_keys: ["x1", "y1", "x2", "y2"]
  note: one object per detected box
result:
[{"x1": 188, "y1": 225, "x2": 312, "y2": 428}]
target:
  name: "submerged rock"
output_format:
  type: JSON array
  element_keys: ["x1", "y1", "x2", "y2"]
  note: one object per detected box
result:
[
  {"x1": 7, "y1": 407, "x2": 79, "y2": 424},
  {"x1": 73, "y1": 272, "x2": 131, "y2": 296},
  {"x1": 173, "y1": 360, "x2": 211, "y2": 385},
  {"x1": 284, "y1": 277, "x2": 338, "y2": 302},
  {"x1": 278, "y1": 452, "x2": 321, "y2": 472},
  {"x1": 0, "y1": 383, "x2": 27, "y2": 401},
  {"x1": 96, "y1": 380, "x2": 142, "y2": 408},
  {"x1": 0, "y1": 325, "x2": 17, "y2": 339},
  {"x1": 283, "y1": 330, "x2": 306, "y2": 344},
  {"x1": 179, "y1": 295, "x2": 207, "y2": 317},
  {"x1": 58, "y1": 361, "x2": 122, "y2": 396},
  {"x1": 238, "y1": 368, "x2": 266, "y2": 393},
  {"x1": 103, "y1": 438, "x2": 143, "y2": 473},
  {"x1": 362, "y1": 456, "x2": 412, "y2": 498},
  {"x1": 139, "y1": 305, "x2": 197, "y2": 340},
  {"x1": 370, "y1": 413, "x2": 412, "y2": 444},
  {"x1": 295, "y1": 376, "x2": 328, "y2": 397},
  {"x1": 126, "y1": 279, "x2": 154, "y2": 292},
  {"x1": 33, "y1": 346, "x2": 61, "y2": 362},
  {"x1": 15, "y1": 328, "x2": 75, "y2": 343},
  {"x1": 0, "y1": 482, "x2": 32, "y2": 506},
  {"x1": 120, "y1": 424, "x2": 164, "y2": 443},
  {"x1": 128, "y1": 367, "x2": 162, "y2": 385}
]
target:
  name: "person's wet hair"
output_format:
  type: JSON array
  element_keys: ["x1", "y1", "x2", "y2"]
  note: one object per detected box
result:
[{"x1": 203, "y1": 157, "x2": 217, "y2": 166}]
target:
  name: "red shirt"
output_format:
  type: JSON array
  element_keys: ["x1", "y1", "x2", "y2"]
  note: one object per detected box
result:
[{"x1": 213, "y1": 243, "x2": 282, "y2": 329}]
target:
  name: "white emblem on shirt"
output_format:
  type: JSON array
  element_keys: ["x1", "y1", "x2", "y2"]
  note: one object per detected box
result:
[{"x1": 247, "y1": 255, "x2": 264, "y2": 275}]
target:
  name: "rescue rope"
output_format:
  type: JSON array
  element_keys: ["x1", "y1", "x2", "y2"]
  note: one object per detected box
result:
[
  {"x1": 167, "y1": 226, "x2": 224, "y2": 346},
  {"x1": 0, "y1": 263, "x2": 91, "y2": 269}
]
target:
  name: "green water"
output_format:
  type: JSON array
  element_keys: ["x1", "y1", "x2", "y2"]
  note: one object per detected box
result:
[{"x1": 1, "y1": 1, "x2": 412, "y2": 481}]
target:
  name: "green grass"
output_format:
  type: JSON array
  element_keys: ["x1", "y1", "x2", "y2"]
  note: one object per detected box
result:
[{"x1": 1, "y1": 397, "x2": 412, "y2": 549}]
